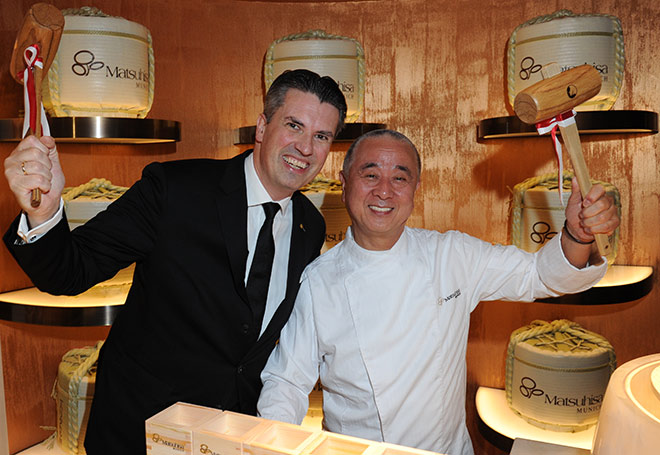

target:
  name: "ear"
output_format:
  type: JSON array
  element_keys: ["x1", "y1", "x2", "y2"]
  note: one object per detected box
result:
[
  {"x1": 339, "y1": 170, "x2": 347, "y2": 204},
  {"x1": 255, "y1": 114, "x2": 267, "y2": 143}
]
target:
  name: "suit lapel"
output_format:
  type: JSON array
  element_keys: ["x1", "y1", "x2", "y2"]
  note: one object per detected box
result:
[
  {"x1": 285, "y1": 194, "x2": 312, "y2": 303},
  {"x1": 216, "y1": 152, "x2": 250, "y2": 303}
]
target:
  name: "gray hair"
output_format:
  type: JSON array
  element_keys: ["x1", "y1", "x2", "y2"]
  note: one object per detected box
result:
[{"x1": 342, "y1": 129, "x2": 421, "y2": 175}]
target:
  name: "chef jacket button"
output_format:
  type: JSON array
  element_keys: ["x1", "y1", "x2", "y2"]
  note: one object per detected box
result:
[
  {"x1": 242, "y1": 324, "x2": 249, "y2": 334},
  {"x1": 237, "y1": 365, "x2": 244, "y2": 374}
]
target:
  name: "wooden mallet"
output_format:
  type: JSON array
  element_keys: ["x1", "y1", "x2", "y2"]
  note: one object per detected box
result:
[
  {"x1": 513, "y1": 64, "x2": 612, "y2": 257},
  {"x1": 9, "y1": 3, "x2": 65, "y2": 208}
]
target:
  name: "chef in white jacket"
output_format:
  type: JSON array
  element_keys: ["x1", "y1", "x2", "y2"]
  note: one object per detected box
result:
[{"x1": 257, "y1": 129, "x2": 620, "y2": 455}]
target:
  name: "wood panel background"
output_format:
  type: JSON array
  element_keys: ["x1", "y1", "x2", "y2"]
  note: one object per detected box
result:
[{"x1": 1, "y1": 0, "x2": 659, "y2": 453}]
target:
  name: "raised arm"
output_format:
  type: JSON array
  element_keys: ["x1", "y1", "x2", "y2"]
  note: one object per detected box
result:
[{"x1": 561, "y1": 177, "x2": 620, "y2": 268}]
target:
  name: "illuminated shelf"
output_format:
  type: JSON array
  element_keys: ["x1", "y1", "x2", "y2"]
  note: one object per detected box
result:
[
  {"x1": 0, "y1": 286, "x2": 126, "y2": 326},
  {"x1": 476, "y1": 387, "x2": 594, "y2": 451},
  {"x1": 233, "y1": 122, "x2": 386, "y2": 145},
  {"x1": 0, "y1": 117, "x2": 181, "y2": 144},
  {"x1": 538, "y1": 265, "x2": 653, "y2": 305},
  {"x1": 478, "y1": 110, "x2": 658, "y2": 140}
]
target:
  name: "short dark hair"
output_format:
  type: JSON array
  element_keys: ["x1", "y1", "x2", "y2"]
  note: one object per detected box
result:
[
  {"x1": 263, "y1": 69, "x2": 347, "y2": 134},
  {"x1": 342, "y1": 129, "x2": 421, "y2": 176}
]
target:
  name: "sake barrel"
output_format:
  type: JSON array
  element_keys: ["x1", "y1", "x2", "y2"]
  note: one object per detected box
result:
[
  {"x1": 507, "y1": 10, "x2": 624, "y2": 111},
  {"x1": 43, "y1": 7, "x2": 154, "y2": 118},
  {"x1": 505, "y1": 320, "x2": 616, "y2": 432},
  {"x1": 62, "y1": 178, "x2": 135, "y2": 296},
  {"x1": 55, "y1": 342, "x2": 103, "y2": 455},
  {"x1": 510, "y1": 172, "x2": 620, "y2": 265},
  {"x1": 264, "y1": 30, "x2": 364, "y2": 122},
  {"x1": 301, "y1": 176, "x2": 349, "y2": 253}
]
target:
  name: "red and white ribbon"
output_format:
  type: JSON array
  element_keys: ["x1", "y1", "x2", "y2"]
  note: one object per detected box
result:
[
  {"x1": 19, "y1": 44, "x2": 50, "y2": 138},
  {"x1": 535, "y1": 110, "x2": 576, "y2": 206}
]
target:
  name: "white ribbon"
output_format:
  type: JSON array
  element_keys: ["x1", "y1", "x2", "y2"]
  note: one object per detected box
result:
[
  {"x1": 535, "y1": 110, "x2": 577, "y2": 206},
  {"x1": 21, "y1": 45, "x2": 51, "y2": 138}
]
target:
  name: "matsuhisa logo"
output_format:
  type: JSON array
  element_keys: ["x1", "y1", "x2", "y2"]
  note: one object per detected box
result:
[
  {"x1": 519, "y1": 56, "x2": 542, "y2": 80},
  {"x1": 199, "y1": 444, "x2": 222, "y2": 455},
  {"x1": 71, "y1": 49, "x2": 150, "y2": 88},
  {"x1": 336, "y1": 80, "x2": 355, "y2": 100},
  {"x1": 151, "y1": 433, "x2": 185, "y2": 451},
  {"x1": 519, "y1": 56, "x2": 610, "y2": 82},
  {"x1": 530, "y1": 221, "x2": 557, "y2": 245},
  {"x1": 519, "y1": 376, "x2": 604, "y2": 414}
]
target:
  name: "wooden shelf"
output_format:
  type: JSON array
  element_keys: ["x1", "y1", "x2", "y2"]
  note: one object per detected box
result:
[
  {"x1": 0, "y1": 117, "x2": 181, "y2": 144},
  {"x1": 538, "y1": 265, "x2": 653, "y2": 305},
  {"x1": 478, "y1": 110, "x2": 658, "y2": 140},
  {"x1": 476, "y1": 387, "x2": 594, "y2": 451}
]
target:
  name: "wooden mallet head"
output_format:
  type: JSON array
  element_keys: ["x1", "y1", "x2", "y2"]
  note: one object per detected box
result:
[
  {"x1": 9, "y1": 3, "x2": 64, "y2": 85},
  {"x1": 513, "y1": 64, "x2": 602, "y2": 124}
]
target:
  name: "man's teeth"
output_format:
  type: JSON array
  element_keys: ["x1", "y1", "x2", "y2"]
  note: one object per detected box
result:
[
  {"x1": 283, "y1": 156, "x2": 309, "y2": 170},
  {"x1": 369, "y1": 205, "x2": 393, "y2": 213}
]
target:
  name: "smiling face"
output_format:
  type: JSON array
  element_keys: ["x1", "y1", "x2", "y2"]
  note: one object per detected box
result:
[
  {"x1": 253, "y1": 89, "x2": 340, "y2": 200},
  {"x1": 340, "y1": 135, "x2": 421, "y2": 250}
]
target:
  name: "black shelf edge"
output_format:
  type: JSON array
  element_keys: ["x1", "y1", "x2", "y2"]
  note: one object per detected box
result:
[
  {"x1": 0, "y1": 300, "x2": 121, "y2": 327},
  {"x1": 233, "y1": 122, "x2": 386, "y2": 145},
  {"x1": 478, "y1": 110, "x2": 658, "y2": 140},
  {"x1": 537, "y1": 265, "x2": 654, "y2": 305},
  {"x1": 0, "y1": 117, "x2": 181, "y2": 144},
  {"x1": 0, "y1": 286, "x2": 126, "y2": 327}
]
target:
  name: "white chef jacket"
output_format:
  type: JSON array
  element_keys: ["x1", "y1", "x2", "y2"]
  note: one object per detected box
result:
[{"x1": 258, "y1": 226, "x2": 606, "y2": 455}]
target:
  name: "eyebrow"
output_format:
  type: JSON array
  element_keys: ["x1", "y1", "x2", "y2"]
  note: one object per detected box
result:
[
  {"x1": 359, "y1": 162, "x2": 413, "y2": 177},
  {"x1": 395, "y1": 164, "x2": 413, "y2": 176},
  {"x1": 285, "y1": 116, "x2": 335, "y2": 138},
  {"x1": 359, "y1": 162, "x2": 379, "y2": 171}
]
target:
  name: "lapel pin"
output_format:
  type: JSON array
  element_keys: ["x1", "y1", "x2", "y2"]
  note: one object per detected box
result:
[{"x1": 300, "y1": 223, "x2": 305, "y2": 232}]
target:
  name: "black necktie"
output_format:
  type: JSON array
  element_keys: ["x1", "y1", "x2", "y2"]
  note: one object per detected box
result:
[{"x1": 247, "y1": 202, "x2": 280, "y2": 326}]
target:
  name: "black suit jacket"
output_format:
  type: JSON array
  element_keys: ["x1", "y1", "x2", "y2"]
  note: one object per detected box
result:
[{"x1": 4, "y1": 151, "x2": 325, "y2": 455}]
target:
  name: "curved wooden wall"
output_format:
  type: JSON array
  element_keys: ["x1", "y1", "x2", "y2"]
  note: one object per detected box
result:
[{"x1": 1, "y1": 1, "x2": 658, "y2": 453}]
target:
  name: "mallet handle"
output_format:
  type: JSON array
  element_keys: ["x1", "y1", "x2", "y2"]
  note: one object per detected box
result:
[
  {"x1": 31, "y1": 65, "x2": 43, "y2": 207},
  {"x1": 558, "y1": 122, "x2": 612, "y2": 257}
]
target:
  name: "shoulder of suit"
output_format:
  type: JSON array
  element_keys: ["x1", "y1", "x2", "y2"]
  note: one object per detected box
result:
[
  {"x1": 293, "y1": 191, "x2": 325, "y2": 225},
  {"x1": 142, "y1": 154, "x2": 248, "y2": 189}
]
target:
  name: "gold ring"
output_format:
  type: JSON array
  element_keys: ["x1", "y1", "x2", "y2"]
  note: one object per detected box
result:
[{"x1": 21, "y1": 162, "x2": 27, "y2": 175}]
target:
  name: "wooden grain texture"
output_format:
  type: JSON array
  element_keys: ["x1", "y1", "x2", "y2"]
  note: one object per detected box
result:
[
  {"x1": 513, "y1": 65, "x2": 602, "y2": 124},
  {"x1": 0, "y1": 1, "x2": 659, "y2": 454}
]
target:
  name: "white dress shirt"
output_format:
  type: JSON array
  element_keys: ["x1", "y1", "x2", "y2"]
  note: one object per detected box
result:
[
  {"x1": 244, "y1": 154, "x2": 293, "y2": 336},
  {"x1": 258, "y1": 226, "x2": 607, "y2": 455}
]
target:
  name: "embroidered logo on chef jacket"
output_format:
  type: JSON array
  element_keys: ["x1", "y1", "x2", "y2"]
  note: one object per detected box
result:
[{"x1": 439, "y1": 289, "x2": 461, "y2": 305}]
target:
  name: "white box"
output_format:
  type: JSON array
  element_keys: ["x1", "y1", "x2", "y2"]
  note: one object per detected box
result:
[
  {"x1": 300, "y1": 432, "x2": 372, "y2": 455},
  {"x1": 194, "y1": 411, "x2": 272, "y2": 455},
  {"x1": 146, "y1": 402, "x2": 222, "y2": 455},
  {"x1": 371, "y1": 442, "x2": 447, "y2": 455},
  {"x1": 244, "y1": 421, "x2": 321, "y2": 455}
]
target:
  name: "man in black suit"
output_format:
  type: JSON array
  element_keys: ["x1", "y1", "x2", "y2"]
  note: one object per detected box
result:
[{"x1": 3, "y1": 69, "x2": 346, "y2": 454}]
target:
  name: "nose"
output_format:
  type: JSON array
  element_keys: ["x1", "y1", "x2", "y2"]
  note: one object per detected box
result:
[
  {"x1": 295, "y1": 133, "x2": 313, "y2": 156},
  {"x1": 373, "y1": 179, "x2": 393, "y2": 199}
]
